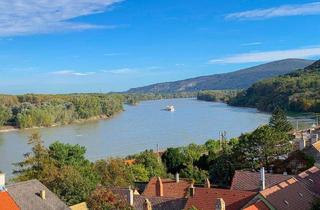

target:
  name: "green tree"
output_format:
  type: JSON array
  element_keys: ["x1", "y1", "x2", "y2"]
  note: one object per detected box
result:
[
  {"x1": 128, "y1": 164, "x2": 149, "y2": 182},
  {"x1": 135, "y1": 150, "x2": 167, "y2": 178},
  {"x1": 180, "y1": 164, "x2": 208, "y2": 184},
  {"x1": 162, "y1": 148, "x2": 186, "y2": 174},
  {"x1": 209, "y1": 154, "x2": 234, "y2": 187},
  {"x1": 269, "y1": 106, "x2": 293, "y2": 132},
  {"x1": 0, "y1": 106, "x2": 11, "y2": 126}
]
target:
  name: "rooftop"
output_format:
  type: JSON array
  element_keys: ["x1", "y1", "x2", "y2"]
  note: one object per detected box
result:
[
  {"x1": 296, "y1": 166, "x2": 320, "y2": 196},
  {"x1": 0, "y1": 191, "x2": 20, "y2": 210},
  {"x1": 230, "y1": 170, "x2": 292, "y2": 192},
  {"x1": 259, "y1": 177, "x2": 316, "y2": 210},
  {"x1": 184, "y1": 188, "x2": 256, "y2": 210},
  {"x1": 142, "y1": 177, "x2": 192, "y2": 198},
  {"x1": 7, "y1": 179, "x2": 70, "y2": 210}
]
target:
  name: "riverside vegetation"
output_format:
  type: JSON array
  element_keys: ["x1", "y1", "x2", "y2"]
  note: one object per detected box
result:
[
  {"x1": 229, "y1": 60, "x2": 320, "y2": 113},
  {"x1": 12, "y1": 107, "x2": 314, "y2": 209}
]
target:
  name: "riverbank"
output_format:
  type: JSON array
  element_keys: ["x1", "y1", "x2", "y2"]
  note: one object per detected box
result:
[{"x1": 0, "y1": 113, "x2": 121, "y2": 133}]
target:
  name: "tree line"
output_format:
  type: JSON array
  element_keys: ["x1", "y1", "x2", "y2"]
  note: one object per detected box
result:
[
  {"x1": 196, "y1": 90, "x2": 241, "y2": 103},
  {"x1": 0, "y1": 94, "x2": 123, "y2": 128},
  {"x1": 229, "y1": 60, "x2": 320, "y2": 112}
]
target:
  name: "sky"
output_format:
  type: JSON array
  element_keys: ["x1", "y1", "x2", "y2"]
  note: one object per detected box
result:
[{"x1": 1, "y1": 0, "x2": 320, "y2": 94}]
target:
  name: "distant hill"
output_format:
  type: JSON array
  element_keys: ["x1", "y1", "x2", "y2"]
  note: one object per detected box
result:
[
  {"x1": 127, "y1": 59, "x2": 314, "y2": 93},
  {"x1": 229, "y1": 59, "x2": 320, "y2": 112}
]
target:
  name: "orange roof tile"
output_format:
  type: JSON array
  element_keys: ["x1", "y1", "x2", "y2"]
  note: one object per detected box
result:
[
  {"x1": 184, "y1": 188, "x2": 256, "y2": 210},
  {"x1": 243, "y1": 200, "x2": 270, "y2": 210},
  {"x1": 0, "y1": 191, "x2": 20, "y2": 210},
  {"x1": 143, "y1": 177, "x2": 192, "y2": 198}
]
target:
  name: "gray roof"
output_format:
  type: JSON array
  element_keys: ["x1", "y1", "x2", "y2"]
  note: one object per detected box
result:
[{"x1": 7, "y1": 179, "x2": 70, "y2": 210}]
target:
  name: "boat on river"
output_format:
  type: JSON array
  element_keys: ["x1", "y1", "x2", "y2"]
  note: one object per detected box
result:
[{"x1": 165, "y1": 105, "x2": 175, "y2": 112}]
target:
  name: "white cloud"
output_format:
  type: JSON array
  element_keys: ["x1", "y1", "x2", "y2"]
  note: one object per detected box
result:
[
  {"x1": 0, "y1": 0, "x2": 122, "y2": 36},
  {"x1": 241, "y1": 42, "x2": 262, "y2": 46},
  {"x1": 209, "y1": 47, "x2": 320, "y2": 64},
  {"x1": 103, "y1": 68, "x2": 136, "y2": 74},
  {"x1": 51, "y1": 70, "x2": 95, "y2": 76},
  {"x1": 226, "y1": 2, "x2": 320, "y2": 20}
]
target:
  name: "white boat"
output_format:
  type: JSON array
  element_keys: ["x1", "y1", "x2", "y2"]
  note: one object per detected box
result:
[{"x1": 165, "y1": 105, "x2": 175, "y2": 112}]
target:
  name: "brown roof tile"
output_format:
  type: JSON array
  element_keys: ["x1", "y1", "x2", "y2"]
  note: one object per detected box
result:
[
  {"x1": 231, "y1": 171, "x2": 292, "y2": 192},
  {"x1": 143, "y1": 177, "x2": 192, "y2": 198},
  {"x1": 260, "y1": 177, "x2": 316, "y2": 210},
  {"x1": 184, "y1": 188, "x2": 256, "y2": 210},
  {"x1": 296, "y1": 166, "x2": 320, "y2": 196}
]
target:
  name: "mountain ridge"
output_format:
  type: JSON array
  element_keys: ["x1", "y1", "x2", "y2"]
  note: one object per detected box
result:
[{"x1": 127, "y1": 59, "x2": 314, "y2": 93}]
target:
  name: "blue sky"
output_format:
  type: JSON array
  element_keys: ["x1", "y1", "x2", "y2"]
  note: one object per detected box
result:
[{"x1": 1, "y1": 0, "x2": 320, "y2": 94}]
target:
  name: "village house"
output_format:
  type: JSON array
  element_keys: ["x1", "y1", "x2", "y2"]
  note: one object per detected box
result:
[{"x1": 0, "y1": 173, "x2": 70, "y2": 210}]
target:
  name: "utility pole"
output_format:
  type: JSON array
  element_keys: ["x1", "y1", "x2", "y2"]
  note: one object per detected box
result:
[{"x1": 156, "y1": 144, "x2": 160, "y2": 163}]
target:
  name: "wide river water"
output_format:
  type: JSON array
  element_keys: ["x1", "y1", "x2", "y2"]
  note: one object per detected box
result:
[{"x1": 0, "y1": 98, "x2": 312, "y2": 177}]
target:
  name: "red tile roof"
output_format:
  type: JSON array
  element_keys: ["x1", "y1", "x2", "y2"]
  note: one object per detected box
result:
[
  {"x1": 0, "y1": 191, "x2": 20, "y2": 210},
  {"x1": 243, "y1": 200, "x2": 270, "y2": 210},
  {"x1": 184, "y1": 188, "x2": 256, "y2": 210},
  {"x1": 231, "y1": 171, "x2": 292, "y2": 192},
  {"x1": 143, "y1": 177, "x2": 192, "y2": 198},
  {"x1": 296, "y1": 166, "x2": 320, "y2": 196},
  {"x1": 260, "y1": 177, "x2": 316, "y2": 210}
]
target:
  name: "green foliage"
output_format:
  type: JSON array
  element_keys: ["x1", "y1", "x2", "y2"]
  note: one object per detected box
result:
[
  {"x1": 162, "y1": 148, "x2": 187, "y2": 174},
  {"x1": 269, "y1": 106, "x2": 293, "y2": 132},
  {"x1": 0, "y1": 94, "x2": 123, "y2": 128},
  {"x1": 229, "y1": 60, "x2": 320, "y2": 112},
  {"x1": 0, "y1": 106, "x2": 11, "y2": 126},
  {"x1": 197, "y1": 90, "x2": 241, "y2": 103},
  {"x1": 134, "y1": 150, "x2": 167, "y2": 178},
  {"x1": 232, "y1": 125, "x2": 292, "y2": 168},
  {"x1": 180, "y1": 164, "x2": 208, "y2": 184},
  {"x1": 14, "y1": 133, "x2": 99, "y2": 205},
  {"x1": 94, "y1": 158, "x2": 134, "y2": 187},
  {"x1": 209, "y1": 154, "x2": 235, "y2": 187},
  {"x1": 128, "y1": 163, "x2": 149, "y2": 182}
]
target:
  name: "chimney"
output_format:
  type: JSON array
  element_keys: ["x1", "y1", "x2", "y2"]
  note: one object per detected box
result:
[
  {"x1": 215, "y1": 198, "x2": 226, "y2": 210},
  {"x1": 156, "y1": 177, "x2": 163, "y2": 197},
  {"x1": 175, "y1": 173, "x2": 180, "y2": 183},
  {"x1": 143, "y1": 199, "x2": 152, "y2": 210},
  {"x1": 283, "y1": 171, "x2": 288, "y2": 176},
  {"x1": 189, "y1": 183, "x2": 195, "y2": 197},
  {"x1": 129, "y1": 187, "x2": 134, "y2": 206},
  {"x1": 40, "y1": 190, "x2": 46, "y2": 200},
  {"x1": 0, "y1": 173, "x2": 5, "y2": 190},
  {"x1": 260, "y1": 167, "x2": 266, "y2": 190},
  {"x1": 299, "y1": 138, "x2": 306, "y2": 150},
  {"x1": 204, "y1": 178, "x2": 211, "y2": 188}
]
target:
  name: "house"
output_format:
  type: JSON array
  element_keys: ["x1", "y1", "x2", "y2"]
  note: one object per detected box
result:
[
  {"x1": 142, "y1": 174, "x2": 193, "y2": 198},
  {"x1": 111, "y1": 187, "x2": 187, "y2": 210},
  {"x1": 230, "y1": 170, "x2": 292, "y2": 192},
  {"x1": 304, "y1": 141, "x2": 320, "y2": 166},
  {"x1": 0, "y1": 173, "x2": 70, "y2": 210},
  {"x1": 183, "y1": 186, "x2": 257, "y2": 210},
  {"x1": 243, "y1": 166, "x2": 320, "y2": 210}
]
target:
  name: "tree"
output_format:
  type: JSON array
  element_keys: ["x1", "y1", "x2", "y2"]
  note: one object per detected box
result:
[
  {"x1": 233, "y1": 125, "x2": 292, "y2": 169},
  {"x1": 94, "y1": 158, "x2": 134, "y2": 187},
  {"x1": 162, "y1": 148, "x2": 186, "y2": 174},
  {"x1": 269, "y1": 106, "x2": 293, "y2": 132},
  {"x1": 180, "y1": 164, "x2": 208, "y2": 184},
  {"x1": 128, "y1": 164, "x2": 149, "y2": 182},
  {"x1": 0, "y1": 106, "x2": 11, "y2": 126},
  {"x1": 135, "y1": 150, "x2": 167, "y2": 178},
  {"x1": 209, "y1": 154, "x2": 234, "y2": 187},
  {"x1": 87, "y1": 187, "x2": 133, "y2": 210},
  {"x1": 13, "y1": 132, "x2": 51, "y2": 181}
]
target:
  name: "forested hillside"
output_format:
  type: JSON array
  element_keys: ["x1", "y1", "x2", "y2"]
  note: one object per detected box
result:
[
  {"x1": 0, "y1": 94, "x2": 123, "y2": 128},
  {"x1": 229, "y1": 60, "x2": 320, "y2": 112},
  {"x1": 127, "y1": 59, "x2": 313, "y2": 93}
]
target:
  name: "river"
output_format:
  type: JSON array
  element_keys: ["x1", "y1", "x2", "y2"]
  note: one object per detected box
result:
[{"x1": 0, "y1": 98, "x2": 292, "y2": 177}]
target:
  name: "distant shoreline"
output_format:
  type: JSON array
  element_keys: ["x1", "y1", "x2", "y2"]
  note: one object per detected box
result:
[{"x1": 0, "y1": 114, "x2": 119, "y2": 133}]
